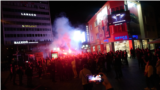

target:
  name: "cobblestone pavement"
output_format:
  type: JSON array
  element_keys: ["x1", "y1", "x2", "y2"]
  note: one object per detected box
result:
[{"x1": 1, "y1": 58, "x2": 160, "y2": 90}]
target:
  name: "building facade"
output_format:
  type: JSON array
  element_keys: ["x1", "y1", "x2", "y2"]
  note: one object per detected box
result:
[
  {"x1": 2, "y1": 1, "x2": 53, "y2": 45},
  {"x1": 84, "y1": 1, "x2": 158, "y2": 56},
  {"x1": 1, "y1": 1, "x2": 53, "y2": 60}
]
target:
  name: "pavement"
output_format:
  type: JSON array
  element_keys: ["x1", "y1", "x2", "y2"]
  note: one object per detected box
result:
[{"x1": 1, "y1": 58, "x2": 160, "y2": 90}]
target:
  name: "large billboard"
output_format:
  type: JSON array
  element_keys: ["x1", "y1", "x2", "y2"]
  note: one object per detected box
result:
[
  {"x1": 108, "y1": 11, "x2": 130, "y2": 25},
  {"x1": 97, "y1": 6, "x2": 110, "y2": 39},
  {"x1": 127, "y1": 1, "x2": 140, "y2": 35}
]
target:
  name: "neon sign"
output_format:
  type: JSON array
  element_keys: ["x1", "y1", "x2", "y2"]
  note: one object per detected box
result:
[
  {"x1": 104, "y1": 39, "x2": 109, "y2": 42},
  {"x1": 115, "y1": 35, "x2": 128, "y2": 40},
  {"x1": 132, "y1": 35, "x2": 138, "y2": 39}
]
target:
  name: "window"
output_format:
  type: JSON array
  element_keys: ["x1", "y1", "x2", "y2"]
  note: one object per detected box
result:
[
  {"x1": 94, "y1": 20, "x2": 97, "y2": 27},
  {"x1": 39, "y1": 6, "x2": 45, "y2": 9},
  {"x1": 91, "y1": 36, "x2": 93, "y2": 41},
  {"x1": 90, "y1": 25, "x2": 92, "y2": 30}
]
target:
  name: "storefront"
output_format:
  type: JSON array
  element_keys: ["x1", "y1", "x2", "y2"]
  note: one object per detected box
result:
[
  {"x1": 105, "y1": 43, "x2": 112, "y2": 53},
  {"x1": 149, "y1": 39, "x2": 155, "y2": 50},
  {"x1": 114, "y1": 40, "x2": 132, "y2": 57},
  {"x1": 142, "y1": 40, "x2": 148, "y2": 49},
  {"x1": 134, "y1": 40, "x2": 142, "y2": 49}
]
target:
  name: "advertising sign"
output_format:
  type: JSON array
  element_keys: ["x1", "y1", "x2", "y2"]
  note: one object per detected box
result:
[
  {"x1": 114, "y1": 35, "x2": 128, "y2": 41},
  {"x1": 97, "y1": 6, "x2": 110, "y2": 39},
  {"x1": 34, "y1": 52, "x2": 43, "y2": 61},
  {"x1": 127, "y1": 1, "x2": 140, "y2": 35},
  {"x1": 108, "y1": 11, "x2": 130, "y2": 25}
]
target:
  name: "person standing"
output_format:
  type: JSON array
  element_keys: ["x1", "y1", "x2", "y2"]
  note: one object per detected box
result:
[
  {"x1": 17, "y1": 66, "x2": 24, "y2": 86},
  {"x1": 72, "y1": 58, "x2": 77, "y2": 78},
  {"x1": 114, "y1": 54, "x2": 122, "y2": 79},
  {"x1": 13, "y1": 64, "x2": 18, "y2": 85},
  {"x1": 25, "y1": 64, "x2": 33, "y2": 87},
  {"x1": 38, "y1": 64, "x2": 43, "y2": 79},
  {"x1": 156, "y1": 56, "x2": 160, "y2": 84},
  {"x1": 50, "y1": 60, "x2": 56, "y2": 82},
  {"x1": 79, "y1": 64, "x2": 92, "y2": 90},
  {"x1": 124, "y1": 50, "x2": 128, "y2": 65},
  {"x1": 144, "y1": 60, "x2": 156, "y2": 90},
  {"x1": 9, "y1": 64, "x2": 13, "y2": 81}
]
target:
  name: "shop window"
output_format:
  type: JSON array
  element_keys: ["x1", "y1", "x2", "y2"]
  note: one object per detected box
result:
[
  {"x1": 142, "y1": 40, "x2": 148, "y2": 49},
  {"x1": 134, "y1": 40, "x2": 141, "y2": 49},
  {"x1": 149, "y1": 39, "x2": 155, "y2": 50},
  {"x1": 93, "y1": 46, "x2": 95, "y2": 51},
  {"x1": 114, "y1": 41, "x2": 130, "y2": 57}
]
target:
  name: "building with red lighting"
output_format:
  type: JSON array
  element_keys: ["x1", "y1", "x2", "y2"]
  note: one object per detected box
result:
[{"x1": 84, "y1": 1, "x2": 158, "y2": 56}]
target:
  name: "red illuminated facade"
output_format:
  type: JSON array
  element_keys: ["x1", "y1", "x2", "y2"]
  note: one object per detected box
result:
[{"x1": 85, "y1": 1, "x2": 158, "y2": 56}]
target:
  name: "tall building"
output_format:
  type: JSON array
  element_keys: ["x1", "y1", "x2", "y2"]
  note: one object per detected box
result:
[
  {"x1": 84, "y1": 0, "x2": 158, "y2": 56},
  {"x1": 1, "y1": 1, "x2": 53, "y2": 60},
  {"x1": 2, "y1": 1, "x2": 53, "y2": 45}
]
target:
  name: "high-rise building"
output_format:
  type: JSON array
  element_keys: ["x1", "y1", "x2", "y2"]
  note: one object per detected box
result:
[
  {"x1": 1, "y1": 1, "x2": 53, "y2": 45},
  {"x1": 1, "y1": 1, "x2": 53, "y2": 60}
]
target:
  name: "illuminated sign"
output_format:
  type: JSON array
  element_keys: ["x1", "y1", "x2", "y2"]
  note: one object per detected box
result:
[
  {"x1": 132, "y1": 35, "x2": 138, "y2": 39},
  {"x1": 114, "y1": 35, "x2": 128, "y2": 40},
  {"x1": 22, "y1": 25, "x2": 37, "y2": 27},
  {"x1": 21, "y1": 13, "x2": 36, "y2": 16},
  {"x1": 104, "y1": 39, "x2": 109, "y2": 42},
  {"x1": 14, "y1": 41, "x2": 38, "y2": 44},
  {"x1": 108, "y1": 11, "x2": 130, "y2": 25}
]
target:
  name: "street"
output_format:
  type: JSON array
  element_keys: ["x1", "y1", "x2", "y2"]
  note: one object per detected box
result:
[{"x1": 1, "y1": 58, "x2": 160, "y2": 90}]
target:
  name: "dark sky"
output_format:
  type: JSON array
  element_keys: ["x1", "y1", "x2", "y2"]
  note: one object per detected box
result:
[
  {"x1": 49, "y1": 1, "x2": 106, "y2": 26},
  {"x1": 49, "y1": 1, "x2": 160, "y2": 27}
]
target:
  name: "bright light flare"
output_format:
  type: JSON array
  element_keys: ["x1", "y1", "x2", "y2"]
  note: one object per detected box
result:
[
  {"x1": 63, "y1": 52, "x2": 67, "y2": 55},
  {"x1": 69, "y1": 49, "x2": 72, "y2": 53},
  {"x1": 53, "y1": 48, "x2": 56, "y2": 50},
  {"x1": 57, "y1": 48, "x2": 60, "y2": 51}
]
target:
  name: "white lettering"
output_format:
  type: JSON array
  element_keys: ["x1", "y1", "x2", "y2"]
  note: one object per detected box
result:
[
  {"x1": 113, "y1": 20, "x2": 126, "y2": 24},
  {"x1": 21, "y1": 13, "x2": 36, "y2": 17}
]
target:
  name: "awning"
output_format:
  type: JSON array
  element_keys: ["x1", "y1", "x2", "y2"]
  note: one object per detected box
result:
[{"x1": 148, "y1": 38, "x2": 160, "y2": 44}]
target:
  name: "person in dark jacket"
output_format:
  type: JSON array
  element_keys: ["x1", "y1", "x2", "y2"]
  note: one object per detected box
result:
[
  {"x1": 114, "y1": 54, "x2": 122, "y2": 79},
  {"x1": 10, "y1": 64, "x2": 13, "y2": 81},
  {"x1": 25, "y1": 64, "x2": 33, "y2": 87},
  {"x1": 17, "y1": 66, "x2": 24, "y2": 86},
  {"x1": 124, "y1": 50, "x2": 128, "y2": 65},
  {"x1": 13, "y1": 64, "x2": 18, "y2": 85}
]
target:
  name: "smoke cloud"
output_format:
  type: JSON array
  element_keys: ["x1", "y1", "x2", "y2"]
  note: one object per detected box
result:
[{"x1": 49, "y1": 16, "x2": 85, "y2": 54}]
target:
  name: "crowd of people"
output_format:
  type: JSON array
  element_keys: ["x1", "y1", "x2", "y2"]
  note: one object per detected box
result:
[
  {"x1": 8, "y1": 47, "x2": 160, "y2": 90},
  {"x1": 131, "y1": 48, "x2": 160, "y2": 90}
]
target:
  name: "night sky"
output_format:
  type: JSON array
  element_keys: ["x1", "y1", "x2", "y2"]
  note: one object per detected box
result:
[
  {"x1": 49, "y1": 1, "x2": 106, "y2": 26},
  {"x1": 49, "y1": 1, "x2": 160, "y2": 27}
]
